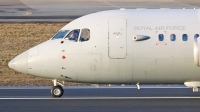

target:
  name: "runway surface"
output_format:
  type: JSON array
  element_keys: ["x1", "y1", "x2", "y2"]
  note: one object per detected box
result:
[
  {"x1": 1, "y1": 0, "x2": 200, "y2": 22},
  {"x1": 1, "y1": 85, "x2": 200, "y2": 112}
]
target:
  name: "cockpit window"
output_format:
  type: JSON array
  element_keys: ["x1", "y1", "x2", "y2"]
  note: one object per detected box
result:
[
  {"x1": 80, "y1": 29, "x2": 90, "y2": 42},
  {"x1": 65, "y1": 29, "x2": 80, "y2": 42},
  {"x1": 52, "y1": 30, "x2": 69, "y2": 40}
]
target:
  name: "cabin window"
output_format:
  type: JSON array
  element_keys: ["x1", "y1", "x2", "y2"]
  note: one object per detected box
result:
[
  {"x1": 80, "y1": 28, "x2": 90, "y2": 42},
  {"x1": 158, "y1": 34, "x2": 164, "y2": 41},
  {"x1": 170, "y1": 34, "x2": 176, "y2": 41},
  {"x1": 195, "y1": 34, "x2": 199, "y2": 39},
  {"x1": 182, "y1": 34, "x2": 188, "y2": 41},
  {"x1": 65, "y1": 29, "x2": 80, "y2": 42},
  {"x1": 52, "y1": 30, "x2": 69, "y2": 40}
]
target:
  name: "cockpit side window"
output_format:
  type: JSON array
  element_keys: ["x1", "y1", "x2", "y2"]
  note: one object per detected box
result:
[
  {"x1": 52, "y1": 30, "x2": 69, "y2": 40},
  {"x1": 65, "y1": 29, "x2": 80, "y2": 42},
  {"x1": 80, "y1": 28, "x2": 90, "y2": 42}
]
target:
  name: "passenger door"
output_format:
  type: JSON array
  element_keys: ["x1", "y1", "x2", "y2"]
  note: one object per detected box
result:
[{"x1": 108, "y1": 18, "x2": 127, "y2": 59}]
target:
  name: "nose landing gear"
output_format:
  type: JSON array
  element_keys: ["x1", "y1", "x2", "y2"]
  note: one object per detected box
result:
[
  {"x1": 51, "y1": 79, "x2": 64, "y2": 97},
  {"x1": 51, "y1": 85, "x2": 63, "y2": 97}
]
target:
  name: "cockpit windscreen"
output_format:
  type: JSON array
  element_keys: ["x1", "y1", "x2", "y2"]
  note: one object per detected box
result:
[
  {"x1": 65, "y1": 29, "x2": 80, "y2": 42},
  {"x1": 52, "y1": 30, "x2": 69, "y2": 40}
]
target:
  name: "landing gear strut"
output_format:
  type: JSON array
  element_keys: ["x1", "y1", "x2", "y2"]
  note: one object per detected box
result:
[{"x1": 51, "y1": 79, "x2": 64, "y2": 97}]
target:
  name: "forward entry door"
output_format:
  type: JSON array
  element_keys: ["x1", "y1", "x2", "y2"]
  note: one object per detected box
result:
[{"x1": 108, "y1": 18, "x2": 127, "y2": 59}]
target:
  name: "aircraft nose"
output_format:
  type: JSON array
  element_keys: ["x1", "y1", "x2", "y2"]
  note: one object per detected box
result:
[
  {"x1": 8, "y1": 58, "x2": 15, "y2": 70},
  {"x1": 8, "y1": 51, "x2": 28, "y2": 74}
]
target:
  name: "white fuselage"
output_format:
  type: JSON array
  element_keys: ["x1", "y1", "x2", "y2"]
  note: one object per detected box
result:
[{"x1": 9, "y1": 9, "x2": 200, "y2": 85}]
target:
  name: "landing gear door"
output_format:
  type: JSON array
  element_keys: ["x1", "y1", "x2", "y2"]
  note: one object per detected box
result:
[{"x1": 108, "y1": 18, "x2": 127, "y2": 59}]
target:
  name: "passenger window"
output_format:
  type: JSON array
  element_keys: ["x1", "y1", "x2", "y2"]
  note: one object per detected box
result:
[
  {"x1": 195, "y1": 34, "x2": 199, "y2": 39},
  {"x1": 182, "y1": 34, "x2": 188, "y2": 41},
  {"x1": 65, "y1": 29, "x2": 80, "y2": 42},
  {"x1": 158, "y1": 34, "x2": 164, "y2": 41},
  {"x1": 170, "y1": 34, "x2": 176, "y2": 41},
  {"x1": 80, "y1": 28, "x2": 90, "y2": 42}
]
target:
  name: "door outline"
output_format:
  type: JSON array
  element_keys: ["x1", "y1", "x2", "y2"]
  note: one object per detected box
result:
[{"x1": 108, "y1": 17, "x2": 127, "y2": 59}]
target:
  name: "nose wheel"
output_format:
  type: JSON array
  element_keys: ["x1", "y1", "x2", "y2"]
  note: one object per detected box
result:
[
  {"x1": 51, "y1": 79, "x2": 64, "y2": 97},
  {"x1": 51, "y1": 85, "x2": 64, "y2": 97}
]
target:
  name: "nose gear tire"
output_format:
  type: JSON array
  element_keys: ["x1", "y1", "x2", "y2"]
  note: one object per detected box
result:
[{"x1": 51, "y1": 85, "x2": 64, "y2": 97}]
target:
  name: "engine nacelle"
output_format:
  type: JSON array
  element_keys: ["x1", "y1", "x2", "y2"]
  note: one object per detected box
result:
[
  {"x1": 184, "y1": 81, "x2": 200, "y2": 88},
  {"x1": 184, "y1": 81, "x2": 200, "y2": 92}
]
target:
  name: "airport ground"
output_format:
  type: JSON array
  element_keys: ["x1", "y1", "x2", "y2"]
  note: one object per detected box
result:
[{"x1": 0, "y1": 86, "x2": 200, "y2": 112}]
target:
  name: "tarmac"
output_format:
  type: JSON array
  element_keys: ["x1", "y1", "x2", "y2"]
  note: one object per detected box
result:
[{"x1": 0, "y1": 85, "x2": 200, "y2": 112}]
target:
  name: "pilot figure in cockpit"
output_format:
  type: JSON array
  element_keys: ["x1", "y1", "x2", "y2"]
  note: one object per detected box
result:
[{"x1": 69, "y1": 30, "x2": 79, "y2": 41}]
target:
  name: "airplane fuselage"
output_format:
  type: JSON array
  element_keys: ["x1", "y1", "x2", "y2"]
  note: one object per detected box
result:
[{"x1": 9, "y1": 9, "x2": 200, "y2": 89}]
